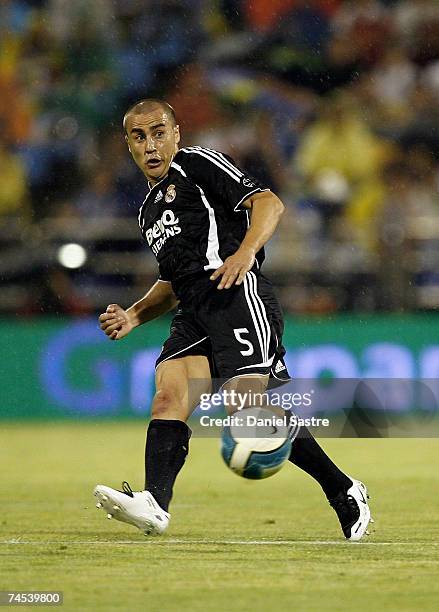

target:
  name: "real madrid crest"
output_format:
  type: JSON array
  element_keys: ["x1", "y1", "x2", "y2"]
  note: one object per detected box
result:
[{"x1": 165, "y1": 184, "x2": 176, "y2": 203}]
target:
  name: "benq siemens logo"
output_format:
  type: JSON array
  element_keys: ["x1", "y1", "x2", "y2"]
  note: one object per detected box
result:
[{"x1": 145, "y1": 209, "x2": 181, "y2": 255}]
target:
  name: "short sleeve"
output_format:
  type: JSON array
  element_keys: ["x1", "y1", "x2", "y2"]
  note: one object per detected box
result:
[{"x1": 177, "y1": 147, "x2": 269, "y2": 212}]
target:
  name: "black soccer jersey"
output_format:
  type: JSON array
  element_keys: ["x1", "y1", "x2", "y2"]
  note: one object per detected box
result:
[{"x1": 137, "y1": 146, "x2": 269, "y2": 303}]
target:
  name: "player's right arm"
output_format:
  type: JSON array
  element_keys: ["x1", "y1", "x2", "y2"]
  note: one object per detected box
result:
[{"x1": 99, "y1": 279, "x2": 178, "y2": 340}]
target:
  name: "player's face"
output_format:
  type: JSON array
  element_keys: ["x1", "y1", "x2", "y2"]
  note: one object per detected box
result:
[{"x1": 125, "y1": 108, "x2": 180, "y2": 184}]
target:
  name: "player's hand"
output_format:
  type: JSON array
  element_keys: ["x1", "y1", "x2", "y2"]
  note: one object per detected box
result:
[
  {"x1": 210, "y1": 246, "x2": 255, "y2": 289},
  {"x1": 98, "y1": 304, "x2": 134, "y2": 341}
]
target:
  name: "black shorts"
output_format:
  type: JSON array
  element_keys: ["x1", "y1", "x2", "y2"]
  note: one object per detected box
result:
[{"x1": 155, "y1": 271, "x2": 291, "y2": 388}]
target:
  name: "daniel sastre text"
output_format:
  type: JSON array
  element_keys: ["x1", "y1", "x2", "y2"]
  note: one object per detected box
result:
[{"x1": 199, "y1": 414, "x2": 330, "y2": 428}]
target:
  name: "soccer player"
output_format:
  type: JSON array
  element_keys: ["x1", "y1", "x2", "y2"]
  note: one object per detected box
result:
[{"x1": 94, "y1": 99, "x2": 372, "y2": 540}]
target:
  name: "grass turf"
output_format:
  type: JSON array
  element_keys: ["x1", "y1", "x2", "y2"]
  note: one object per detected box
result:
[{"x1": 1, "y1": 423, "x2": 438, "y2": 611}]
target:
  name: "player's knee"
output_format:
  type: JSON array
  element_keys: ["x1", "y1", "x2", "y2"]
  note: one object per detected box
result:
[{"x1": 151, "y1": 388, "x2": 181, "y2": 419}]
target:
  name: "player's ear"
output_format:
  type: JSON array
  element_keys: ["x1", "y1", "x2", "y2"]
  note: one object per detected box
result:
[
  {"x1": 174, "y1": 124, "x2": 180, "y2": 145},
  {"x1": 125, "y1": 134, "x2": 132, "y2": 154}
]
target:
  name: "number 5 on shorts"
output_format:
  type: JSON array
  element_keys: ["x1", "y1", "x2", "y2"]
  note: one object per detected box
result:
[{"x1": 234, "y1": 328, "x2": 254, "y2": 356}]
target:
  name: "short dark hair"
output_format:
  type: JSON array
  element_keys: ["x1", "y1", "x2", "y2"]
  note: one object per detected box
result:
[{"x1": 123, "y1": 98, "x2": 176, "y2": 133}]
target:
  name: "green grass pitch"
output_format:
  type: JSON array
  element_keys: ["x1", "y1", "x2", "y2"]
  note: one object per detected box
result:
[{"x1": 1, "y1": 423, "x2": 438, "y2": 611}]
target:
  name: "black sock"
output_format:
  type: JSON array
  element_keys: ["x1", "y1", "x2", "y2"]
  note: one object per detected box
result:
[
  {"x1": 144, "y1": 419, "x2": 191, "y2": 512},
  {"x1": 289, "y1": 426, "x2": 352, "y2": 498}
]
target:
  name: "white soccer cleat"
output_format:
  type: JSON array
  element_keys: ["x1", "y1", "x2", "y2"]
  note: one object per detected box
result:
[
  {"x1": 93, "y1": 481, "x2": 170, "y2": 536},
  {"x1": 329, "y1": 478, "x2": 373, "y2": 541}
]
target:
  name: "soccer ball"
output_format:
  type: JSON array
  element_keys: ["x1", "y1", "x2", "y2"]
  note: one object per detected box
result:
[{"x1": 221, "y1": 407, "x2": 292, "y2": 479}]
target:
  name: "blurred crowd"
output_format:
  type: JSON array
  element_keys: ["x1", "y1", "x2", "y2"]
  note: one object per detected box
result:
[{"x1": 2, "y1": 0, "x2": 439, "y2": 315}]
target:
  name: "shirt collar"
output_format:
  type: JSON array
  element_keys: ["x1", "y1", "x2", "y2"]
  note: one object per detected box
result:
[{"x1": 147, "y1": 175, "x2": 167, "y2": 192}]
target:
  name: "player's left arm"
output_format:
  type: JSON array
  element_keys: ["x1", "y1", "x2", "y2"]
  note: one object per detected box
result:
[{"x1": 210, "y1": 191, "x2": 284, "y2": 289}]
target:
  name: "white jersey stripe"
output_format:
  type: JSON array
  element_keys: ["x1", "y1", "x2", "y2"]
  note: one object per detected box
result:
[
  {"x1": 243, "y1": 275, "x2": 267, "y2": 362},
  {"x1": 155, "y1": 336, "x2": 209, "y2": 369},
  {"x1": 233, "y1": 187, "x2": 269, "y2": 212},
  {"x1": 244, "y1": 274, "x2": 268, "y2": 362},
  {"x1": 186, "y1": 145, "x2": 243, "y2": 178},
  {"x1": 186, "y1": 146, "x2": 244, "y2": 177},
  {"x1": 246, "y1": 272, "x2": 270, "y2": 360},
  {"x1": 249, "y1": 273, "x2": 269, "y2": 361},
  {"x1": 236, "y1": 355, "x2": 275, "y2": 370},
  {"x1": 196, "y1": 185, "x2": 223, "y2": 270},
  {"x1": 181, "y1": 148, "x2": 241, "y2": 182},
  {"x1": 204, "y1": 148, "x2": 244, "y2": 177},
  {"x1": 248, "y1": 271, "x2": 271, "y2": 361},
  {"x1": 247, "y1": 272, "x2": 268, "y2": 361},
  {"x1": 170, "y1": 161, "x2": 187, "y2": 177},
  {"x1": 138, "y1": 197, "x2": 147, "y2": 230}
]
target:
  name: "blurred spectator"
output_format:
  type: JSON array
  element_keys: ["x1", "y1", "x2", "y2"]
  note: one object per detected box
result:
[
  {"x1": 375, "y1": 161, "x2": 417, "y2": 311},
  {"x1": 168, "y1": 63, "x2": 227, "y2": 142},
  {"x1": 346, "y1": 148, "x2": 439, "y2": 310},
  {"x1": 0, "y1": 142, "x2": 29, "y2": 222},
  {"x1": 3, "y1": 0, "x2": 439, "y2": 314},
  {"x1": 23, "y1": 267, "x2": 91, "y2": 315},
  {"x1": 400, "y1": 84, "x2": 439, "y2": 157},
  {"x1": 324, "y1": 31, "x2": 364, "y2": 91},
  {"x1": 243, "y1": 0, "x2": 297, "y2": 32},
  {"x1": 370, "y1": 45, "x2": 417, "y2": 106},
  {"x1": 48, "y1": 0, "x2": 117, "y2": 44},
  {"x1": 394, "y1": 0, "x2": 439, "y2": 63},
  {"x1": 74, "y1": 169, "x2": 130, "y2": 221},
  {"x1": 239, "y1": 110, "x2": 285, "y2": 192},
  {"x1": 267, "y1": 0, "x2": 330, "y2": 55},
  {"x1": 333, "y1": 0, "x2": 392, "y2": 65},
  {"x1": 294, "y1": 93, "x2": 381, "y2": 234}
]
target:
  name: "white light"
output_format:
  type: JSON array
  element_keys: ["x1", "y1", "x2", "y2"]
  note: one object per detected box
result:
[
  {"x1": 57, "y1": 243, "x2": 87, "y2": 269},
  {"x1": 315, "y1": 169, "x2": 350, "y2": 203}
]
